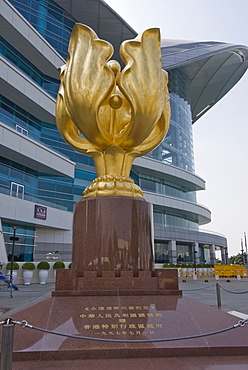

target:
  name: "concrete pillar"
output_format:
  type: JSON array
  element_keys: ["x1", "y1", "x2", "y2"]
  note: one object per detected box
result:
[
  {"x1": 221, "y1": 247, "x2": 228, "y2": 264},
  {"x1": 168, "y1": 240, "x2": 177, "y2": 264},
  {"x1": 226, "y1": 249, "x2": 229, "y2": 264},
  {"x1": 210, "y1": 244, "x2": 216, "y2": 264},
  {"x1": 193, "y1": 243, "x2": 200, "y2": 264}
]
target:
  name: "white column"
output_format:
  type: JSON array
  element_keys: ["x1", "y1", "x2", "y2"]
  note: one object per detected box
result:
[
  {"x1": 210, "y1": 244, "x2": 216, "y2": 264},
  {"x1": 193, "y1": 243, "x2": 200, "y2": 264},
  {"x1": 221, "y1": 247, "x2": 227, "y2": 264},
  {"x1": 168, "y1": 240, "x2": 177, "y2": 264}
]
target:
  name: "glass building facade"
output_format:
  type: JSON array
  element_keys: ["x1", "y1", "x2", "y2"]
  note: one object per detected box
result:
[
  {"x1": 3, "y1": 223, "x2": 36, "y2": 262},
  {"x1": 1, "y1": 0, "x2": 246, "y2": 263},
  {"x1": 0, "y1": 37, "x2": 60, "y2": 98},
  {"x1": 150, "y1": 69, "x2": 194, "y2": 173},
  {"x1": 8, "y1": 0, "x2": 74, "y2": 59}
]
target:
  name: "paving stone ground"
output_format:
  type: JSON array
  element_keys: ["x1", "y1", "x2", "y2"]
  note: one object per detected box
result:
[
  {"x1": 0, "y1": 277, "x2": 247, "y2": 319},
  {"x1": 0, "y1": 277, "x2": 247, "y2": 370}
]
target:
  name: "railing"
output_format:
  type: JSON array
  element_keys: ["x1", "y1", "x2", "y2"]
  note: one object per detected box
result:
[
  {"x1": 177, "y1": 266, "x2": 248, "y2": 280},
  {"x1": 1, "y1": 316, "x2": 247, "y2": 370}
]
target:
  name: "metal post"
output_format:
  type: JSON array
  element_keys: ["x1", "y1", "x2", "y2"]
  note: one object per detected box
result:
[
  {"x1": 216, "y1": 283, "x2": 221, "y2": 308},
  {"x1": 241, "y1": 238, "x2": 245, "y2": 265},
  {"x1": 9, "y1": 226, "x2": 19, "y2": 299},
  {"x1": 193, "y1": 250, "x2": 197, "y2": 274},
  {"x1": 244, "y1": 232, "x2": 248, "y2": 264},
  {"x1": 1, "y1": 318, "x2": 15, "y2": 370}
]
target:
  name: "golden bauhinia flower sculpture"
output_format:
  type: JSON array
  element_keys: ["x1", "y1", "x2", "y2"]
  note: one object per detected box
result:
[{"x1": 56, "y1": 24, "x2": 170, "y2": 198}]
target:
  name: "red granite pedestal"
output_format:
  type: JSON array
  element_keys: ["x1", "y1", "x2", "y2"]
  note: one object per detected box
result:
[
  {"x1": 72, "y1": 197, "x2": 155, "y2": 275},
  {"x1": 53, "y1": 268, "x2": 181, "y2": 296},
  {"x1": 1, "y1": 197, "x2": 248, "y2": 367},
  {"x1": 54, "y1": 196, "x2": 181, "y2": 296},
  {"x1": 1, "y1": 295, "x2": 248, "y2": 365}
]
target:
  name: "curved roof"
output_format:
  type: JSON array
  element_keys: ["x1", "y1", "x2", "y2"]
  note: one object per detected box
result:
[
  {"x1": 53, "y1": 0, "x2": 137, "y2": 66},
  {"x1": 161, "y1": 40, "x2": 248, "y2": 123},
  {"x1": 52, "y1": 2, "x2": 248, "y2": 124}
]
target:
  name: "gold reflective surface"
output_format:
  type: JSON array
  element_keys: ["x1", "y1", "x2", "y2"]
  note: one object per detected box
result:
[{"x1": 56, "y1": 24, "x2": 170, "y2": 198}]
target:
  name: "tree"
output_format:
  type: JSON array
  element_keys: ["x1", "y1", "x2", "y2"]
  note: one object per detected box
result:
[{"x1": 229, "y1": 252, "x2": 247, "y2": 265}]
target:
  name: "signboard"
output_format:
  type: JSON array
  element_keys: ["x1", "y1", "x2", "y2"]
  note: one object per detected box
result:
[{"x1": 34, "y1": 205, "x2": 47, "y2": 220}]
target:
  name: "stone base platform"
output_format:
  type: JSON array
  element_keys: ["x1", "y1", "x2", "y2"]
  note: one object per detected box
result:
[
  {"x1": 53, "y1": 268, "x2": 181, "y2": 296},
  {"x1": 10, "y1": 355, "x2": 248, "y2": 369},
  {"x1": 1, "y1": 294, "x2": 248, "y2": 363}
]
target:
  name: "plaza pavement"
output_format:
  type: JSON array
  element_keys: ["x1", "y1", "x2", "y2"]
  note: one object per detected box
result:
[
  {"x1": 179, "y1": 277, "x2": 248, "y2": 317},
  {"x1": 0, "y1": 277, "x2": 247, "y2": 320},
  {"x1": 1, "y1": 277, "x2": 248, "y2": 370}
]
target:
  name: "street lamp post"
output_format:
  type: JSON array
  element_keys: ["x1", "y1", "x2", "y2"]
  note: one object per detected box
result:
[
  {"x1": 9, "y1": 226, "x2": 19, "y2": 298},
  {"x1": 241, "y1": 238, "x2": 245, "y2": 265},
  {"x1": 244, "y1": 232, "x2": 247, "y2": 264},
  {"x1": 193, "y1": 250, "x2": 197, "y2": 274}
]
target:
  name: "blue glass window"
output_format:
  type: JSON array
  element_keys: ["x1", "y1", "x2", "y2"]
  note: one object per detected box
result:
[
  {"x1": 153, "y1": 208, "x2": 199, "y2": 231},
  {"x1": 8, "y1": 0, "x2": 75, "y2": 59},
  {"x1": 3, "y1": 223, "x2": 36, "y2": 262},
  {"x1": 139, "y1": 173, "x2": 196, "y2": 202},
  {"x1": 1, "y1": 37, "x2": 60, "y2": 98},
  {"x1": 176, "y1": 243, "x2": 193, "y2": 263},
  {"x1": 154, "y1": 242, "x2": 169, "y2": 263},
  {"x1": 147, "y1": 69, "x2": 195, "y2": 173},
  {"x1": 0, "y1": 96, "x2": 98, "y2": 211}
]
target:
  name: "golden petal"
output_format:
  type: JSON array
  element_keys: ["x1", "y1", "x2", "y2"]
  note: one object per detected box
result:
[
  {"x1": 56, "y1": 93, "x2": 95, "y2": 154},
  {"x1": 135, "y1": 70, "x2": 171, "y2": 155},
  {"x1": 63, "y1": 24, "x2": 115, "y2": 148},
  {"x1": 118, "y1": 28, "x2": 165, "y2": 148}
]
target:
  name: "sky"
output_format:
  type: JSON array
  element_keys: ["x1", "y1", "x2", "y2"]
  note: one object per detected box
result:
[{"x1": 106, "y1": 0, "x2": 248, "y2": 256}]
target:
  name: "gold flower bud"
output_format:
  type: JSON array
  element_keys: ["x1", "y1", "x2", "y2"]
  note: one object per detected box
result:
[{"x1": 109, "y1": 94, "x2": 123, "y2": 109}]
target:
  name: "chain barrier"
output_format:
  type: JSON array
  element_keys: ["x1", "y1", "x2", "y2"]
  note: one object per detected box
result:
[
  {"x1": 0, "y1": 317, "x2": 247, "y2": 344},
  {"x1": 218, "y1": 284, "x2": 248, "y2": 294},
  {"x1": 182, "y1": 284, "x2": 213, "y2": 291},
  {"x1": 182, "y1": 282, "x2": 248, "y2": 294}
]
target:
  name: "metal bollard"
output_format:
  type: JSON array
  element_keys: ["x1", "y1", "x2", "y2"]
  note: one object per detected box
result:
[
  {"x1": 1, "y1": 318, "x2": 15, "y2": 370},
  {"x1": 216, "y1": 283, "x2": 221, "y2": 309}
]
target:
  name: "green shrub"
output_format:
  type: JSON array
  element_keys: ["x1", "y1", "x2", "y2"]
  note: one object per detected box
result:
[
  {"x1": 187, "y1": 263, "x2": 194, "y2": 268},
  {"x1": 196, "y1": 263, "x2": 203, "y2": 268},
  {"x1": 176, "y1": 263, "x2": 182, "y2": 268},
  {"x1": 37, "y1": 261, "x2": 50, "y2": 270},
  {"x1": 53, "y1": 261, "x2": 65, "y2": 269},
  {"x1": 169, "y1": 263, "x2": 176, "y2": 268},
  {"x1": 6, "y1": 262, "x2": 19, "y2": 270},
  {"x1": 68, "y1": 262, "x2": 72, "y2": 269},
  {"x1": 22, "y1": 262, "x2": 35, "y2": 270},
  {"x1": 163, "y1": 263, "x2": 169, "y2": 268},
  {"x1": 181, "y1": 263, "x2": 187, "y2": 268}
]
